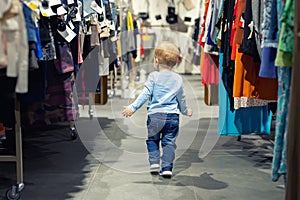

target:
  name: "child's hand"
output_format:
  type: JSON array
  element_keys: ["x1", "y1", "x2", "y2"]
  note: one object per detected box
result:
[
  {"x1": 187, "y1": 108, "x2": 193, "y2": 117},
  {"x1": 122, "y1": 106, "x2": 134, "y2": 117}
]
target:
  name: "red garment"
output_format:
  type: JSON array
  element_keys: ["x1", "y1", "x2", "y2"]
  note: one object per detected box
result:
[
  {"x1": 230, "y1": 0, "x2": 239, "y2": 60},
  {"x1": 202, "y1": 53, "x2": 219, "y2": 85},
  {"x1": 198, "y1": 0, "x2": 210, "y2": 47}
]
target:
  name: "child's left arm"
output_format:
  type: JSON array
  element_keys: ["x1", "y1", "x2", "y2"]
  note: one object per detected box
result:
[{"x1": 176, "y1": 84, "x2": 192, "y2": 116}]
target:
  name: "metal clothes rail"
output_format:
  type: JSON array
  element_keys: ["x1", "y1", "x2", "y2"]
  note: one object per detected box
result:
[{"x1": 0, "y1": 101, "x2": 24, "y2": 200}]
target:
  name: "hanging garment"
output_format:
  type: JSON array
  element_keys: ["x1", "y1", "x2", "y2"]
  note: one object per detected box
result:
[
  {"x1": 272, "y1": 67, "x2": 291, "y2": 182},
  {"x1": 261, "y1": 0, "x2": 279, "y2": 48},
  {"x1": 46, "y1": 60, "x2": 78, "y2": 122},
  {"x1": 201, "y1": 53, "x2": 219, "y2": 85},
  {"x1": 239, "y1": 0, "x2": 260, "y2": 62},
  {"x1": 22, "y1": 3, "x2": 43, "y2": 59},
  {"x1": 1, "y1": 0, "x2": 19, "y2": 21},
  {"x1": 275, "y1": 0, "x2": 294, "y2": 67},
  {"x1": 204, "y1": 14, "x2": 219, "y2": 55},
  {"x1": 209, "y1": 0, "x2": 223, "y2": 45},
  {"x1": 121, "y1": 11, "x2": 136, "y2": 56},
  {"x1": 202, "y1": 0, "x2": 213, "y2": 45},
  {"x1": 34, "y1": 28, "x2": 43, "y2": 59},
  {"x1": 192, "y1": 18, "x2": 200, "y2": 43},
  {"x1": 233, "y1": 49, "x2": 275, "y2": 109},
  {"x1": 28, "y1": 42, "x2": 39, "y2": 71},
  {"x1": 251, "y1": 0, "x2": 264, "y2": 59},
  {"x1": 275, "y1": 24, "x2": 294, "y2": 67},
  {"x1": 69, "y1": 22, "x2": 80, "y2": 65},
  {"x1": 277, "y1": 0, "x2": 294, "y2": 54},
  {"x1": 218, "y1": 53, "x2": 272, "y2": 136},
  {"x1": 22, "y1": 3, "x2": 37, "y2": 43},
  {"x1": 0, "y1": 33, "x2": 8, "y2": 68},
  {"x1": 80, "y1": 35, "x2": 99, "y2": 93},
  {"x1": 107, "y1": 40, "x2": 118, "y2": 68},
  {"x1": 18, "y1": 62, "x2": 47, "y2": 103},
  {"x1": 234, "y1": 51, "x2": 278, "y2": 100},
  {"x1": 198, "y1": 0, "x2": 211, "y2": 47},
  {"x1": 99, "y1": 39, "x2": 110, "y2": 76},
  {"x1": 259, "y1": 47, "x2": 277, "y2": 78},
  {"x1": 22, "y1": 61, "x2": 79, "y2": 126},
  {"x1": 0, "y1": 0, "x2": 12, "y2": 19},
  {"x1": 233, "y1": 0, "x2": 246, "y2": 46},
  {"x1": 220, "y1": 0, "x2": 235, "y2": 111},
  {"x1": 39, "y1": 16, "x2": 57, "y2": 61},
  {"x1": 259, "y1": 0, "x2": 278, "y2": 78},
  {"x1": 1, "y1": 0, "x2": 28, "y2": 93},
  {"x1": 83, "y1": 0, "x2": 94, "y2": 15},
  {"x1": 103, "y1": 0, "x2": 113, "y2": 21},
  {"x1": 90, "y1": 25, "x2": 100, "y2": 46},
  {"x1": 54, "y1": 42, "x2": 75, "y2": 74},
  {"x1": 229, "y1": 0, "x2": 240, "y2": 61},
  {"x1": 203, "y1": 0, "x2": 219, "y2": 55}
]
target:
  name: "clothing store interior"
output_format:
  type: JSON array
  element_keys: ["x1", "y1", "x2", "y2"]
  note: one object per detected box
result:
[{"x1": 0, "y1": 0, "x2": 299, "y2": 199}]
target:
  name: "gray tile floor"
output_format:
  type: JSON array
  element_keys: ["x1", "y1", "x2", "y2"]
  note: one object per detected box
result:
[{"x1": 0, "y1": 75, "x2": 284, "y2": 200}]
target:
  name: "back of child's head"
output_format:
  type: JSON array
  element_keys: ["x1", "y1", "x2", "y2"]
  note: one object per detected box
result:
[{"x1": 154, "y1": 41, "x2": 179, "y2": 68}]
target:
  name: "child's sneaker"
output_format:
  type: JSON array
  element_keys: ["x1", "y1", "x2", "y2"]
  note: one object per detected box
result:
[
  {"x1": 160, "y1": 170, "x2": 172, "y2": 178},
  {"x1": 150, "y1": 164, "x2": 160, "y2": 173}
]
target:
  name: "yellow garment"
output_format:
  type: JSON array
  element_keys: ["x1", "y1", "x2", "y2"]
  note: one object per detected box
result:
[{"x1": 127, "y1": 11, "x2": 134, "y2": 31}]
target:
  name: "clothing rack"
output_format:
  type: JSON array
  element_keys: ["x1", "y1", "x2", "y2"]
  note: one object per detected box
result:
[{"x1": 0, "y1": 100, "x2": 24, "y2": 200}]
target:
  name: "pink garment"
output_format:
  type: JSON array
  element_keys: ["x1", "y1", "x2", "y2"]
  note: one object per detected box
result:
[
  {"x1": 201, "y1": 53, "x2": 219, "y2": 85},
  {"x1": 78, "y1": 36, "x2": 83, "y2": 64}
]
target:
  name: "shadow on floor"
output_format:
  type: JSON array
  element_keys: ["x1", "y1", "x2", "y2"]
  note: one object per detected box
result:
[
  {"x1": 0, "y1": 120, "x2": 104, "y2": 200},
  {"x1": 135, "y1": 172, "x2": 228, "y2": 190},
  {"x1": 221, "y1": 135, "x2": 274, "y2": 170}
]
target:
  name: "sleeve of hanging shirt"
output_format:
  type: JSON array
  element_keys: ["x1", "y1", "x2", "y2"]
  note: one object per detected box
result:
[
  {"x1": 176, "y1": 82, "x2": 189, "y2": 115},
  {"x1": 129, "y1": 72, "x2": 155, "y2": 113}
]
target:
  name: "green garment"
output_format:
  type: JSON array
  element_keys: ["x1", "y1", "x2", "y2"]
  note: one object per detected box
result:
[{"x1": 275, "y1": 0, "x2": 294, "y2": 67}]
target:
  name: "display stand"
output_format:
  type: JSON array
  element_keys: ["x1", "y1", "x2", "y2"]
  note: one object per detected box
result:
[{"x1": 0, "y1": 100, "x2": 24, "y2": 200}]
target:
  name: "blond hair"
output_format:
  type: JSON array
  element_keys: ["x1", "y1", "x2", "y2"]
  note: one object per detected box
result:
[{"x1": 154, "y1": 41, "x2": 179, "y2": 67}]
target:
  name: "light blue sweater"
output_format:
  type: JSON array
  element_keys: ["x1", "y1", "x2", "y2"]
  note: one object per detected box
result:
[{"x1": 129, "y1": 70, "x2": 189, "y2": 115}]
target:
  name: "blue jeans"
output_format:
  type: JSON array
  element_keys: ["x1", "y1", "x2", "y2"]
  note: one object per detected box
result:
[{"x1": 146, "y1": 113, "x2": 179, "y2": 172}]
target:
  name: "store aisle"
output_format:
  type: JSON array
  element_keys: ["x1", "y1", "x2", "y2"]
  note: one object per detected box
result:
[{"x1": 0, "y1": 75, "x2": 284, "y2": 200}]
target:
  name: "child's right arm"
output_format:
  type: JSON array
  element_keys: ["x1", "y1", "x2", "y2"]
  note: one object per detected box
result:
[{"x1": 123, "y1": 73, "x2": 155, "y2": 116}]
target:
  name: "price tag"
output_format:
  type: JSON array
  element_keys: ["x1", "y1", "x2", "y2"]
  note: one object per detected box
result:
[
  {"x1": 67, "y1": 0, "x2": 75, "y2": 5},
  {"x1": 56, "y1": 6, "x2": 67, "y2": 15},
  {"x1": 49, "y1": 0, "x2": 62, "y2": 6},
  {"x1": 68, "y1": 21, "x2": 75, "y2": 30},
  {"x1": 58, "y1": 25, "x2": 77, "y2": 42}
]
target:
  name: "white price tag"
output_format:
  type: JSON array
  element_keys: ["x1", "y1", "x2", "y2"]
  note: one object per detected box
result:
[
  {"x1": 68, "y1": 21, "x2": 75, "y2": 30},
  {"x1": 67, "y1": 0, "x2": 75, "y2": 5},
  {"x1": 58, "y1": 25, "x2": 77, "y2": 42},
  {"x1": 49, "y1": 0, "x2": 62, "y2": 6},
  {"x1": 56, "y1": 6, "x2": 67, "y2": 15}
]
